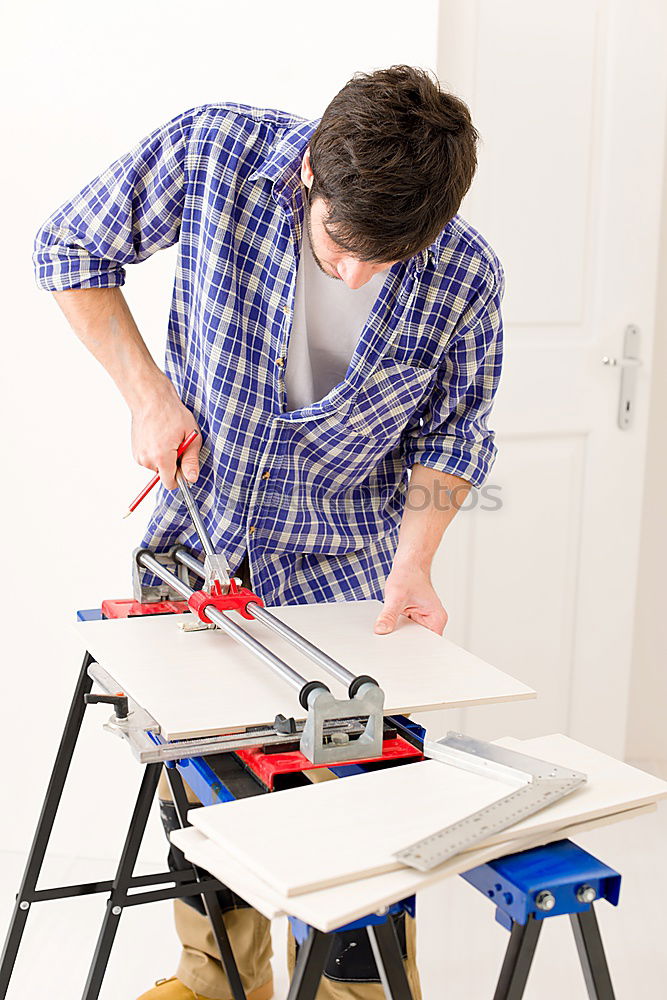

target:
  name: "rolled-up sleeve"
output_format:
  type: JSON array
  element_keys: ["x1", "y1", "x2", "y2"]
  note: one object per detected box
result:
[
  {"x1": 402, "y1": 266, "x2": 504, "y2": 488},
  {"x1": 33, "y1": 108, "x2": 200, "y2": 291}
]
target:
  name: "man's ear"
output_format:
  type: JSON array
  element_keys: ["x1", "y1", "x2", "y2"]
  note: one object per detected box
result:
[{"x1": 301, "y1": 147, "x2": 314, "y2": 189}]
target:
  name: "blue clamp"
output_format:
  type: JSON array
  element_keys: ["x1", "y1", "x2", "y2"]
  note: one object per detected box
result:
[{"x1": 461, "y1": 839, "x2": 621, "y2": 930}]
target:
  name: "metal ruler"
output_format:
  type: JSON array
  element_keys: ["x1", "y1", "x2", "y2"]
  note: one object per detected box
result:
[{"x1": 394, "y1": 732, "x2": 587, "y2": 872}]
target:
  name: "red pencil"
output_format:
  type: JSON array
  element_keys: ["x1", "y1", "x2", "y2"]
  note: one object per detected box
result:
[{"x1": 122, "y1": 429, "x2": 200, "y2": 518}]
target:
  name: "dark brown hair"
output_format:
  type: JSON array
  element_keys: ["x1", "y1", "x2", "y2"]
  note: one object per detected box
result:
[{"x1": 308, "y1": 65, "x2": 478, "y2": 262}]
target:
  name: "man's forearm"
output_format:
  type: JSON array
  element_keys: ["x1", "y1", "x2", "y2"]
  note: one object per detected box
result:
[
  {"x1": 53, "y1": 287, "x2": 167, "y2": 408},
  {"x1": 52, "y1": 287, "x2": 200, "y2": 485},
  {"x1": 393, "y1": 465, "x2": 471, "y2": 571}
]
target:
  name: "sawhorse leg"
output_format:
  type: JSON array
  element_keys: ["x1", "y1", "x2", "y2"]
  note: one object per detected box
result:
[
  {"x1": 165, "y1": 767, "x2": 248, "y2": 1000},
  {"x1": 0, "y1": 651, "x2": 94, "y2": 998},
  {"x1": 82, "y1": 761, "x2": 162, "y2": 999},
  {"x1": 287, "y1": 929, "x2": 333, "y2": 1000},
  {"x1": 493, "y1": 914, "x2": 543, "y2": 1000},
  {"x1": 494, "y1": 908, "x2": 615, "y2": 1000},
  {"x1": 570, "y1": 908, "x2": 616, "y2": 1000},
  {"x1": 368, "y1": 920, "x2": 415, "y2": 1000},
  {"x1": 287, "y1": 919, "x2": 414, "y2": 1000}
]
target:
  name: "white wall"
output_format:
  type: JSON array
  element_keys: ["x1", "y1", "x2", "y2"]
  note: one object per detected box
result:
[{"x1": 0, "y1": 0, "x2": 438, "y2": 858}]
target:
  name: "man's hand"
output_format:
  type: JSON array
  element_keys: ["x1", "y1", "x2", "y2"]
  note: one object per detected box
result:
[
  {"x1": 374, "y1": 562, "x2": 448, "y2": 636},
  {"x1": 373, "y1": 466, "x2": 469, "y2": 636},
  {"x1": 131, "y1": 375, "x2": 201, "y2": 489}
]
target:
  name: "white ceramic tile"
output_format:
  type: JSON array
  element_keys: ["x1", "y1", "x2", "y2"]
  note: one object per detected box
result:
[
  {"x1": 191, "y1": 758, "x2": 513, "y2": 895},
  {"x1": 188, "y1": 735, "x2": 667, "y2": 898},
  {"x1": 72, "y1": 601, "x2": 534, "y2": 740},
  {"x1": 174, "y1": 804, "x2": 654, "y2": 933}
]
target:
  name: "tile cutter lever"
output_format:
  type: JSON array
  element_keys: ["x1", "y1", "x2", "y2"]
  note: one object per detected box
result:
[
  {"x1": 175, "y1": 470, "x2": 232, "y2": 594},
  {"x1": 134, "y1": 474, "x2": 385, "y2": 766}
]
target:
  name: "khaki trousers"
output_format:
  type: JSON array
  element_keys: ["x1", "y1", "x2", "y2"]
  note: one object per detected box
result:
[{"x1": 158, "y1": 770, "x2": 422, "y2": 1000}]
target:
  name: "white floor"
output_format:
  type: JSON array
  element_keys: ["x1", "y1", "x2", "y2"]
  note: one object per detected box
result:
[{"x1": 1, "y1": 802, "x2": 665, "y2": 999}]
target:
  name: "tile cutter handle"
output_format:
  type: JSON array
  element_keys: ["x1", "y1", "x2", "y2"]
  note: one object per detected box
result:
[{"x1": 175, "y1": 470, "x2": 230, "y2": 592}]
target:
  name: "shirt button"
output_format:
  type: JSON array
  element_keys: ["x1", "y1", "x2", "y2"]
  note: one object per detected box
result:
[
  {"x1": 282, "y1": 304, "x2": 291, "y2": 315},
  {"x1": 248, "y1": 525, "x2": 256, "y2": 535},
  {"x1": 276, "y1": 357, "x2": 285, "y2": 368},
  {"x1": 261, "y1": 471, "x2": 271, "y2": 480}
]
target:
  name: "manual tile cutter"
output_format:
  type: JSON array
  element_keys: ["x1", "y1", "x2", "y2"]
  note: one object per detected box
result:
[{"x1": 105, "y1": 468, "x2": 393, "y2": 767}]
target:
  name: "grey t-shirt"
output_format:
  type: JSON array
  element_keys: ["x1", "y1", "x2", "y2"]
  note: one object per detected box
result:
[{"x1": 285, "y1": 225, "x2": 387, "y2": 410}]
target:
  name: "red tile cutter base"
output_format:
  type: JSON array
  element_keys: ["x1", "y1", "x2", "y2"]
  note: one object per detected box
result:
[{"x1": 234, "y1": 737, "x2": 423, "y2": 791}]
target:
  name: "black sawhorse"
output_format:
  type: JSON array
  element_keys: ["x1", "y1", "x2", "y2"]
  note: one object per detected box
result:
[
  {"x1": 1, "y1": 650, "x2": 620, "y2": 1000},
  {"x1": 0, "y1": 651, "x2": 415, "y2": 1000},
  {"x1": 282, "y1": 851, "x2": 619, "y2": 1000}
]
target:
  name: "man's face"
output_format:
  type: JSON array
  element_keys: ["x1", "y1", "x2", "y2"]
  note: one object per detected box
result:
[{"x1": 301, "y1": 150, "x2": 397, "y2": 289}]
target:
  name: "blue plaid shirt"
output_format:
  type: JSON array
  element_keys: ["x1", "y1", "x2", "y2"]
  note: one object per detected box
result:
[{"x1": 34, "y1": 103, "x2": 504, "y2": 605}]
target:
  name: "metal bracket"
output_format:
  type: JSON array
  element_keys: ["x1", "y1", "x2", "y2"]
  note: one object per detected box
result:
[
  {"x1": 602, "y1": 324, "x2": 641, "y2": 430},
  {"x1": 87, "y1": 660, "x2": 164, "y2": 762},
  {"x1": 300, "y1": 682, "x2": 385, "y2": 765}
]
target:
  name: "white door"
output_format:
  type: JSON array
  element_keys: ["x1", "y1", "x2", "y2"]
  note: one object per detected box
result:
[{"x1": 426, "y1": 0, "x2": 667, "y2": 757}]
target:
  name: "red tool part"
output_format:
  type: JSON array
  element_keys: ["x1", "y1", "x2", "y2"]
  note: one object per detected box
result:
[
  {"x1": 188, "y1": 577, "x2": 264, "y2": 623},
  {"x1": 235, "y1": 736, "x2": 423, "y2": 791},
  {"x1": 101, "y1": 598, "x2": 190, "y2": 619}
]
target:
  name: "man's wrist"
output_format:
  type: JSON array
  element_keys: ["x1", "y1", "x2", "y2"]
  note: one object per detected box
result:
[
  {"x1": 124, "y1": 368, "x2": 175, "y2": 414},
  {"x1": 391, "y1": 547, "x2": 433, "y2": 576}
]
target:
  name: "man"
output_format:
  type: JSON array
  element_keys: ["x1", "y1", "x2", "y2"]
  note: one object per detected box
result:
[{"x1": 35, "y1": 66, "x2": 503, "y2": 1000}]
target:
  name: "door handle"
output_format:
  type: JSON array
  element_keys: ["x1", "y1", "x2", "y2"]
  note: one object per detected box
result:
[
  {"x1": 601, "y1": 324, "x2": 641, "y2": 430},
  {"x1": 601, "y1": 356, "x2": 641, "y2": 368}
]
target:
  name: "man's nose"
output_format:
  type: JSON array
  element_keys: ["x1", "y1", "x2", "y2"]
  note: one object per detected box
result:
[{"x1": 337, "y1": 258, "x2": 375, "y2": 289}]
